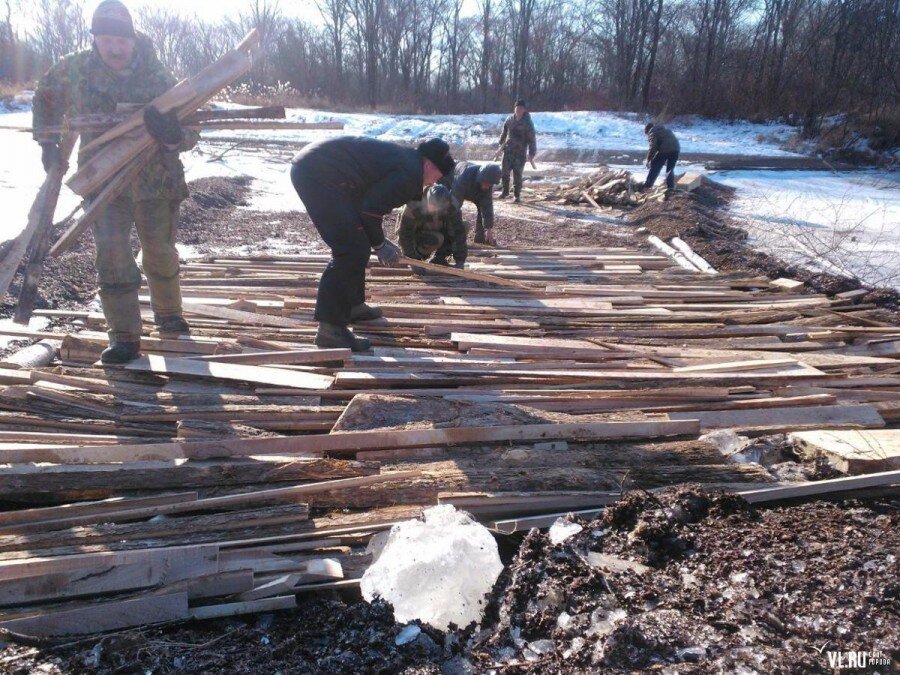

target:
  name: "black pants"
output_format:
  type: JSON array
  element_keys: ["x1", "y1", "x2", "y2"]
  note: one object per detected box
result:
[
  {"x1": 290, "y1": 162, "x2": 370, "y2": 326},
  {"x1": 645, "y1": 152, "x2": 679, "y2": 189}
]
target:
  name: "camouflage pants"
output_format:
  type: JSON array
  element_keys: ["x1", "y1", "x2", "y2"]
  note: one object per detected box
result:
[
  {"x1": 501, "y1": 150, "x2": 527, "y2": 198},
  {"x1": 92, "y1": 195, "x2": 183, "y2": 343}
]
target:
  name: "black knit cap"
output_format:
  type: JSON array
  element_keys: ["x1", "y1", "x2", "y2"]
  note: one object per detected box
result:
[
  {"x1": 91, "y1": 0, "x2": 136, "y2": 38},
  {"x1": 417, "y1": 138, "x2": 455, "y2": 176},
  {"x1": 515, "y1": 99, "x2": 526, "y2": 108}
]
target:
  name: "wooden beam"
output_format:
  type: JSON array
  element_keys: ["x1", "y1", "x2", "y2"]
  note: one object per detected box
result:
[
  {"x1": 123, "y1": 354, "x2": 334, "y2": 390},
  {"x1": 399, "y1": 256, "x2": 532, "y2": 289},
  {"x1": 790, "y1": 429, "x2": 900, "y2": 473},
  {"x1": 0, "y1": 593, "x2": 190, "y2": 637},
  {"x1": 0, "y1": 421, "x2": 701, "y2": 464}
]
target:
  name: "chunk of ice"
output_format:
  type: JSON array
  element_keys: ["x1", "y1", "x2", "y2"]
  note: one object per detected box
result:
[
  {"x1": 395, "y1": 624, "x2": 421, "y2": 646},
  {"x1": 549, "y1": 518, "x2": 583, "y2": 545},
  {"x1": 361, "y1": 505, "x2": 503, "y2": 630}
]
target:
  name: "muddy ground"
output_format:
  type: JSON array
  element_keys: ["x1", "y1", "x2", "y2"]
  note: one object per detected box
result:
[
  {"x1": 1, "y1": 169, "x2": 898, "y2": 673},
  {"x1": 2, "y1": 488, "x2": 896, "y2": 674}
]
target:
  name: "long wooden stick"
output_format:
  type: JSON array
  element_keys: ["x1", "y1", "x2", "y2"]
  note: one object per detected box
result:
[
  {"x1": 12, "y1": 136, "x2": 78, "y2": 322},
  {"x1": 0, "y1": 135, "x2": 76, "y2": 300},
  {"x1": 398, "y1": 256, "x2": 533, "y2": 289}
]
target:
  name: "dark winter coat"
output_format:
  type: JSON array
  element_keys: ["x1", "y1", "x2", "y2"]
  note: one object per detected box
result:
[
  {"x1": 646, "y1": 125, "x2": 680, "y2": 159},
  {"x1": 291, "y1": 136, "x2": 425, "y2": 247},
  {"x1": 440, "y1": 161, "x2": 495, "y2": 232}
]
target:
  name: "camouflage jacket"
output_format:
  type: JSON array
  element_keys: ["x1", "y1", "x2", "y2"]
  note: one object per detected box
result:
[
  {"x1": 499, "y1": 112, "x2": 537, "y2": 157},
  {"x1": 397, "y1": 199, "x2": 467, "y2": 263},
  {"x1": 33, "y1": 34, "x2": 198, "y2": 202}
]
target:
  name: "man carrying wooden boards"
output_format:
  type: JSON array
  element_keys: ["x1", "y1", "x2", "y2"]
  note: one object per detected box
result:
[
  {"x1": 290, "y1": 136, "x2": 456, "y2": 352},
  {"x1": 32, "y1": 0, "x2": 198, "y2": 364}
]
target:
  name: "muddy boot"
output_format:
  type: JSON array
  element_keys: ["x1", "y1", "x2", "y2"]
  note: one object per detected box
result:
[
  {"x1": 473, "y1": 228, "x2": 486, "y2": 244},
  {"x1": 430, "y1": 257, "x2": 450, "y2": 266},
  {"x1": 156, "y1": 314, "x2": 191, "y2": 335},
  {"x1": 100, "y1": 341, "x2": 142, "y2": 364},
  {"x1": 349, "y1": 303, "x2": 383, "y2": 322},
  {"x1": 315, "y1": 322, "x2": 371, "y2": 352},
  {"x1": 513, "y1": 196, "x2": 522, "y2": 204}
]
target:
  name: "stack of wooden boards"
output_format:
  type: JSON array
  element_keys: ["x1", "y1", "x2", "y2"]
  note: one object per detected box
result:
[{"x1": 1, "y1": 243, "x2": 899, "y2": 637}]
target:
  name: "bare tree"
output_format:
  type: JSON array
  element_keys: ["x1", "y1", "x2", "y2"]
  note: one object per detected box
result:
[
  {"x1": 316, "y1": 0, "x2": 349, "y2": 99},
  {"x1": 27, "y1": 0, "x2": 89, "y2": 64}
]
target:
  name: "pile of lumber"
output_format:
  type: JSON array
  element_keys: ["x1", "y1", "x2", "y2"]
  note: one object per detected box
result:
[
  {"x1": 0, "y1": 242, "x2": 898, "y2": 637},
  {"x1": 540, "y1": 167, "x2": 646, "y2": 206}
]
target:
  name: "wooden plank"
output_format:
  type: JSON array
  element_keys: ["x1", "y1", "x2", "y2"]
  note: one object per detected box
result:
[
  {"x1": 235, "y1": 574, "x2": 303, "y2": 601},
  {"x1": 738, "y1": 470, "x2": 900, "y2": 503},
  {"x1": 399, "y1": 256, "x2": 532, "y2": 289},
  {"x1": 0, "y1": 491, "x2": 197, "y2": 528},
  {"x1": 3, "y1": 421, "x2": 701, "y2": 464},
  {"x1": 771, "y1": 277, "x2": 805, "y2": 290},
  {"x1": 188, "y1": 348, "x2": 350, "y2": 365},
  {"x1": 0, "y1": 545, "x2": 217, "y2": 607},
  {"x1": 668, "y1": 403, "x2": 885, "y2": 433},
  {"x1": 0, "y1": 459, "x2": 374, "y2": 502},
  {"x1": 790, "y1": 429, "x2": 900, "y2": 473},
  {"x1": 0, "y1": 593, "x2": 190, "y2": 637},
  {"x1": 0, "y1": 474, "x2": 418, "y2": 534},
  {"x1": 182, "y1": 302, "x2": 310, "y2": 329},
  {"x1": 188, "y1": 594, "x2": 296, "y2": 620},
  {"x1": 673, "y1": 358, "x2": 798, "y2": 373},
  {"x1": 124, "y1": 354, "x2": 334, "y2": 390}
]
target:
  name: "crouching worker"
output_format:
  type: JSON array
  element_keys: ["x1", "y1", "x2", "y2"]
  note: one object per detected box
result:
[
  {"x1": 32, "y1": 0, "x2": 198, "y2": 364},
  {"x1": 440, "y1": 161, "x2": 500, "y2": 246},
  {"x1": 290, "y1": 136, "x2": 455, "y2": 352},
  {"x1": 398, "y1": 184, "x2": 466, "y2": 268}
]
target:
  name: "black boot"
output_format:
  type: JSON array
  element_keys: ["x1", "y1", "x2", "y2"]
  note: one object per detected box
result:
[
  {"x1": 156, "y1": 314, "x2": 190, "y2": 335},
  {"x1": 349, "y1": 303, "x2": 384, "y2": 322},
  {"x1": 473, "y1": 229, "x2": 486, "y2": 244},
  {"x1": 315, "y1": 322, "x2": 371, "y2": 352},
  {"x1": 100, "y1": 341, "x2": 142, "y2": 364}
]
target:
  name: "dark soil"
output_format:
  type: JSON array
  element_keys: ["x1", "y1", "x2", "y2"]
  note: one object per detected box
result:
[{"x1": 2, "y1": 488, "x2": 896, "y2": 674}]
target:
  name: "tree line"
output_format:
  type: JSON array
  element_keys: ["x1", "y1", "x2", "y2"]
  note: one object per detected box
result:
[{"x1": 2, "y1": 0, "x2": 897, "y2": 139}]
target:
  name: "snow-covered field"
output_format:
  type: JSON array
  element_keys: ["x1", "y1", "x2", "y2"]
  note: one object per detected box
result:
[
  {"x1": 205, "y1": 107, "x2": 801, "y2": 156},
  {"x1": 2, "y1": 103, "x2": 898, "y2": 289}
]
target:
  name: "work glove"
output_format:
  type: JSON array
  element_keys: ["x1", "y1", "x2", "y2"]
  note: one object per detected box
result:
[
  {"x1": 143, "y1": 105, "x2": 183, "y2": 147},
  {"x1": 373, "y1": 239, "x2": 403, "y2": 267},
  {"x1": 453, "y1": 260, "x2": 465, "y2": 270},
  {"x1": 40, "y1": 142, "x2": 62, "y2": 173}
]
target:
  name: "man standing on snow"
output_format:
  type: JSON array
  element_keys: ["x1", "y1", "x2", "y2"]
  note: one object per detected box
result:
[
  {"x1": 439, "y1": 161, "x2": 501, "y2": 247},
  {"x1": 498, "y1": 99, "x2": 537, "y2": 203},
  {"x1": 643, "y1": 122, "x2": 680, "y2": 191},
  {"x1": 32, "y1": 0, "x2": 198, "y2": 364},
  {"x1": 290, "y1": 136, "x2": 455, "y2": 352},
  {"x1": 397, "y1": 184, "x2": 466, "y2": 267}
]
